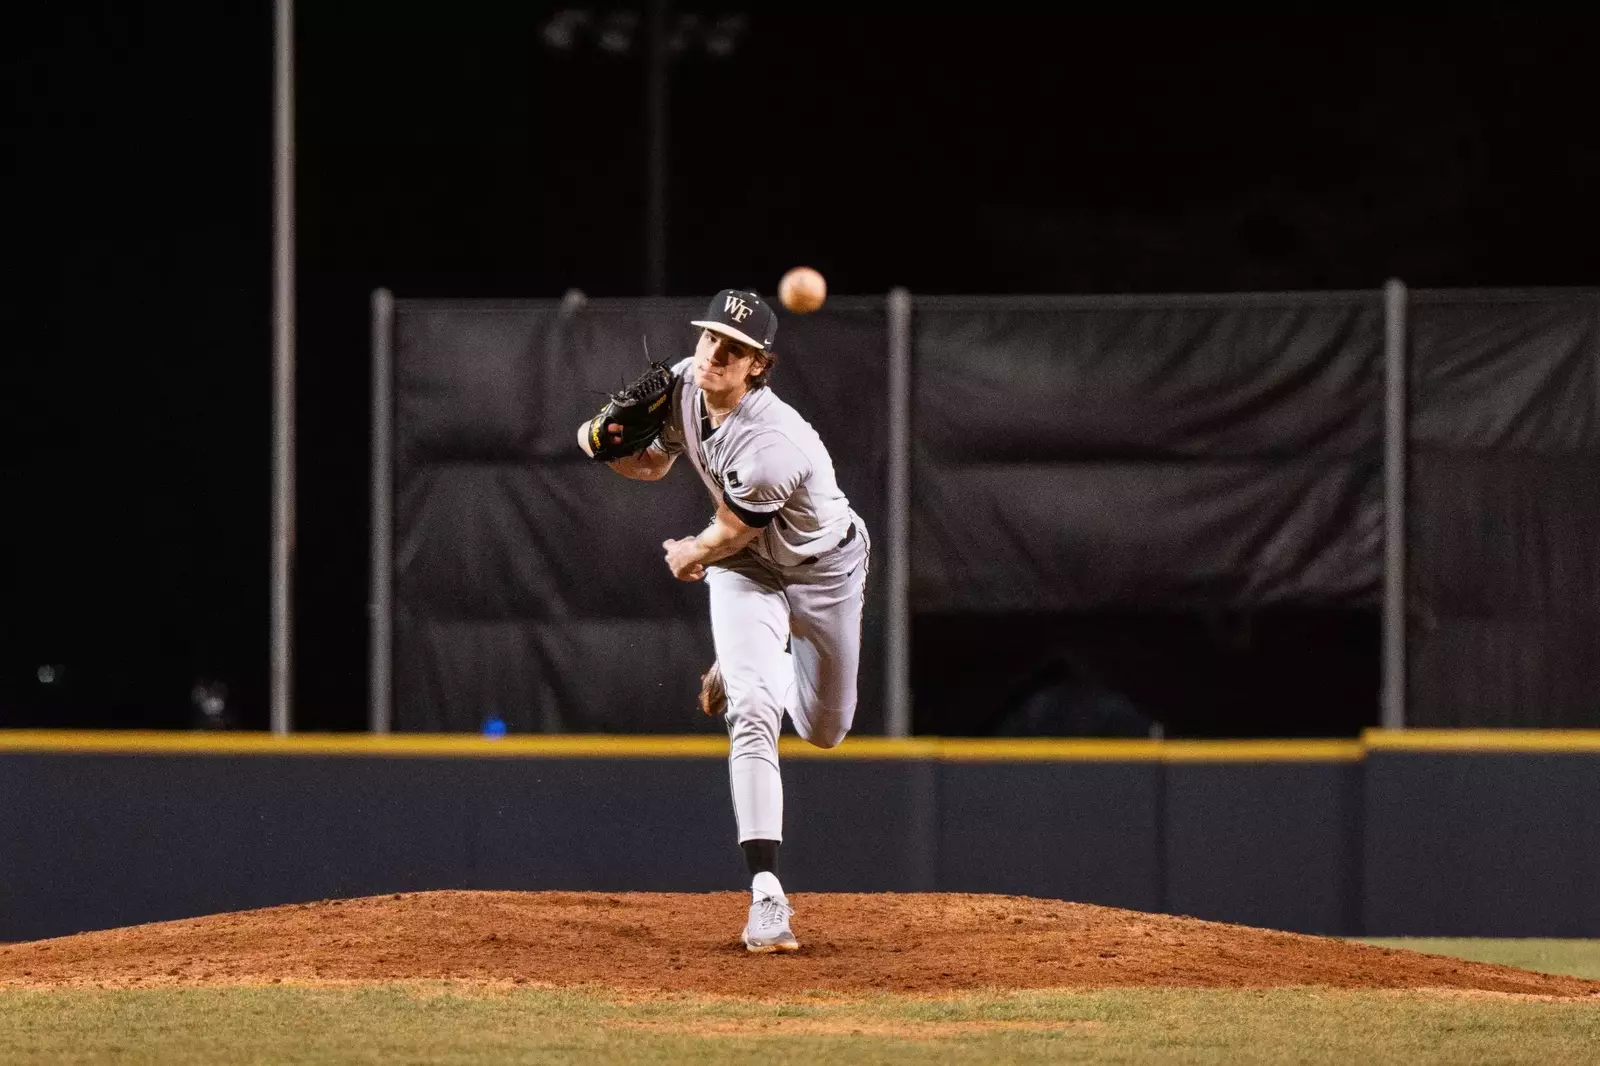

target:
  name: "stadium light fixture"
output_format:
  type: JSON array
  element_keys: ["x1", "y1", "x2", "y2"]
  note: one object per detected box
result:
[{"x1": 539, "y1": 6, "x2": 751, "y2": 295}]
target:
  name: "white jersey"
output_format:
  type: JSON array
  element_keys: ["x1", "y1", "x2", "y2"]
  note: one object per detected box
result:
[{"x1": 652, "y1": 357, "x2": 854, "y2": 568}]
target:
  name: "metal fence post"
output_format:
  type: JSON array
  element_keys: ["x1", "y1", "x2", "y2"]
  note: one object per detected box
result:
[
  {"x1": 885, "y1": 288, "x2": 913, "y2": 737},
  {"x1": 369, "y1": 289, "x2": 395, "y2": 733},
  {"x1": 270, "y1": 0, "x2": 296, "y2": 736},
  {"x1": 1382, "y1": 278, "x2": 1408, "y2": 730}
]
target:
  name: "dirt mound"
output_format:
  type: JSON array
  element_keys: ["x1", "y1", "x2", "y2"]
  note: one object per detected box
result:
[{"x1": 1, "y1": 891, "x2": 1595, "y2": 998}]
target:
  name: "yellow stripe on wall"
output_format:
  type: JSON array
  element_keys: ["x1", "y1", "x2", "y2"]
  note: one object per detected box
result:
[
  {"x1": 0, "y1": 730, "x2": 1421, "y2": 761},
  {"x1": 0, "y1": 731, "x2": 949, "y2": 760},
  {"x1": 0, "y1": 731, "x2": 731, "y2": 758},
  {"x1": 780, "y1": 737, "x2": 944, "y2": 759},
  {"x1": 1161, "y1": 739, "x2": 1364, "y2": 762},
  {"x1": 934, "y1": 738, "x2": 1163, "y2": 761},
  {"x1": 1361, "y1": 729, "x2": 1600, "y2": 752}
]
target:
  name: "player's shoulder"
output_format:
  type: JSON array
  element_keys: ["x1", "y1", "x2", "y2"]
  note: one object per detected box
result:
[
  {"x1": 745, "y1": 388, "x2": 824, "y2": 444},
  {"x1": 729, "y1": 397, "x2": 814, "y2": 468},
  {"x1": 670, "y1": 356, "x2": 694, "y2": 379},
  {"x1": 741, "y1": 385, "x2": 802, "y2": 425}
]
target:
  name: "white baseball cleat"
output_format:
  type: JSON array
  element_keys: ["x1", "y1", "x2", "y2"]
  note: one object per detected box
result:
[{"x1": 742, "y1": 894, "x2": 800, "y2": 953}]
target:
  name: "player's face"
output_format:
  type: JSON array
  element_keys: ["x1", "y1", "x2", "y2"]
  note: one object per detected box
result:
[{"x1": 693, "y1": 328, "x2": 764, "y2": 393}]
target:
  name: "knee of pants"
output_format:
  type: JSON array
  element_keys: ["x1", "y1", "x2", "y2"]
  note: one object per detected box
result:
[
  {"x1": 725, "y1": 684, "x2": 782, "y2": 744},
  {"x1": 793, "y1": 699, "x2": 854, "y2": 749},
  {"x1": 727, "y1": 707, "x2": 777, "y2": 749},
  {"x1": 723, "y1": 659, "x2": 782, "y2": 711}
]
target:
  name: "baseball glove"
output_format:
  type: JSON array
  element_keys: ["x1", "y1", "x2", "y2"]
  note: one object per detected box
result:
[{"x1": 583, "y1": 359, "x2": 676, "y2": 462}]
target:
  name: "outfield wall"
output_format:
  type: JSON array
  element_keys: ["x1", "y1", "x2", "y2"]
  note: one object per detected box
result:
[{"x1": 1, "y1": 731, "x2": 1595, "y2": 942}]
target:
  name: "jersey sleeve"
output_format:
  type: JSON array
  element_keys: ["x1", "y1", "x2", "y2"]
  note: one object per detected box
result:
[
  {"x1": 648, "y1": 361, "x2": 693, "y2": 458},
  {"x1": 722, "y1": 433, "x2": 807, "y2": 526},
  {"x1": 651, "y1": 414, "x2": 685, "y2": 458}
]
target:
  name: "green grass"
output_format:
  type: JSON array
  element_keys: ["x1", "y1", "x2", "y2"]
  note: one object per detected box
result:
[
  {"x1": 1, "y1": 984, "x2": 1597, "y2": 1065},
  {"x1": 1358, "y1": 939, "x2": 1600, "y2": 981}
]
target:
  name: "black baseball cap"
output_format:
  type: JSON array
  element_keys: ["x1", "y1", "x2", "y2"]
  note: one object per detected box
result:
[{"x1": 691, "y1": 288, "x2": 778, "y2": 351}]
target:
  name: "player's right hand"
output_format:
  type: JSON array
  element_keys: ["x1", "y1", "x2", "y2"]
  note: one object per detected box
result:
[{"x1": 663, "y1": 538, "x2": 707, "y2": 582}]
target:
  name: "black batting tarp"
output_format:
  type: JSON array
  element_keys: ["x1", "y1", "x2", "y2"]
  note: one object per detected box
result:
[
  {"x1": 388, "y1": 288, "x2": 1599, "y2": 733},
  {"x1": 911, "y1": 297, "x2": 1386, "y2": 611},
  {"x1": 1406, "y1": 293, "x2": 1600, "y2": 727}
]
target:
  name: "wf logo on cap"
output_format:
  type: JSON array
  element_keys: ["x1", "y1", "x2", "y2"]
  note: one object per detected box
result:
[{"x1": 692, "y1": 288, "x2": 779, "y2": 350}]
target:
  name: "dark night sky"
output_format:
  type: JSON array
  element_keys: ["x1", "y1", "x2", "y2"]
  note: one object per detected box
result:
[{"x1": 6, "y1": 7, "x2": 1598, "y2": 730}]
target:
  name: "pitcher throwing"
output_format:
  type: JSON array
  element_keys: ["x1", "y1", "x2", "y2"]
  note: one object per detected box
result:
[{"x1": 577, "y1": 289, "x2": 869, "y2": 953}]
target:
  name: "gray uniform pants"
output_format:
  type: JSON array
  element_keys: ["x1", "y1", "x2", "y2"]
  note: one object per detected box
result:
[{"x1": 708, "y1": 516, "x2": 870, "y2": 843}]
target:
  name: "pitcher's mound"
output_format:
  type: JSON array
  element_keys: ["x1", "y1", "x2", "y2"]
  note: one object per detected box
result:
[{"x1": 2, "y1": 891, "x2": 1596, "y2": 998}]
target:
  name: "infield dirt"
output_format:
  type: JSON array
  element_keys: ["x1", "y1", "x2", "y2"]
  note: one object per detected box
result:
[{"x1": 1, "y1": 891, "x2": 1596, "y2": 999}]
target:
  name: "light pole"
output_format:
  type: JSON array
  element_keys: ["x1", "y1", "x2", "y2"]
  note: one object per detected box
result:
[
  {"x1": 541, "y1": 6, "x2": 749, "y2": 296},
  {"x1": 645, "y1": 0, "x2": 667, "y2": 296}
]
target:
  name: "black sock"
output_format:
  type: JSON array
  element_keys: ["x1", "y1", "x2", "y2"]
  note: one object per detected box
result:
[{"x1": 742, "y1": 839, "x2": 780, "y2": 877}]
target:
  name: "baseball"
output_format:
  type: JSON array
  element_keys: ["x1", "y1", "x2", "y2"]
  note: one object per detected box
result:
[{"x1": 778, "y1": 266, "x2": 827, "y2": 313}]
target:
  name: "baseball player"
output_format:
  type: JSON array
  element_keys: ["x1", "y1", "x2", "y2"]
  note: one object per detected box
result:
[{"x1": 577, "y1": 289, "x2": 869, "y2": 953}]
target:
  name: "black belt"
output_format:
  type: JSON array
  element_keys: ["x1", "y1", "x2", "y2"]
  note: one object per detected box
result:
[{"x1": 800, "y1": 522, "x2": 855, "y2": 565}]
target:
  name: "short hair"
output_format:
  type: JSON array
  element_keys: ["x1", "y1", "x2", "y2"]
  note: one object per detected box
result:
[{"x1": 748, "y1": 347, "x2": 777, "y2": 390}]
